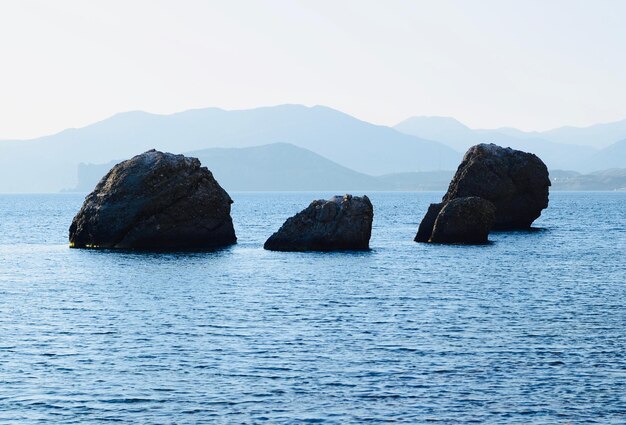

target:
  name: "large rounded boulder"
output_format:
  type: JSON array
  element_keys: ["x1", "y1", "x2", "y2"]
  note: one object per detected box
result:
[
  {"x1": 429, "y1": 197, "x2": 495, "y2": 244},
  {"x1": 69, "y1": 150, "x2": 236, "y2": 250},
  {"x1": 264, "y1": 194, "x2": 373, "y2": 251},
  {"x1": 442, "y1": 143, "x2": 550, "y2": 229}
]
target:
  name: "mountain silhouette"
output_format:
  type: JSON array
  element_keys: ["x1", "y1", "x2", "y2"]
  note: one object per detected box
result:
[
  {"x1": 69, "y1": 143, "x2": 457, "y2": 192},
  {"x1": 71, "y1": 143, "x2": 388, "y2": 192},
  {"x1": 71, "y1": 143, "x2": 625, "y2": 193},
  {"x1": 0, "y1": 105, "x2": 460, "y2": 193},
  {"x1": 394, "y1": 116, "x2": 598, "y2": 170},
  {"x1": 540, "y1": 119, "x2": 626, "y2": 149},
  {"x1": 2, "y1": 105, "x2": 626, "y2": 193}
]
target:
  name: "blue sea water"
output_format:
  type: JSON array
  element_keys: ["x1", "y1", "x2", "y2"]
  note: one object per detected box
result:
[{"x1": 0, "y1": 191, "x2": 624, "y2": 424}]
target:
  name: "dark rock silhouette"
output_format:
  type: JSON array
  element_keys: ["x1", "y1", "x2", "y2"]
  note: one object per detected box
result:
[
  {"x1": 442, "y1": 143, "x2": 550, "y2": 229},
  {"x1": 429, "y1": 197, "x2": 495, "y2": 244},
  {"x1": 69, "y1": 150, "x2": 236, "y2": 250},
  {"x1": 414, "y1": 202, "x2": 443, "y2": 242},
  {"x1": 264, "y1": 194, "x2": 373, "y2": 251}
]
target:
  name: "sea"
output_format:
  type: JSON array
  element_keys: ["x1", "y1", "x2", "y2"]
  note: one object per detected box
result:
[{"x1": 0, "y1": 191, "x2": 624, "y2": 424}]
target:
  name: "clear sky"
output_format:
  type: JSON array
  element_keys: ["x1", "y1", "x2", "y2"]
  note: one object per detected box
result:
[{"x1": 1, "y1": 0, "x2": 625, "y2": 139}]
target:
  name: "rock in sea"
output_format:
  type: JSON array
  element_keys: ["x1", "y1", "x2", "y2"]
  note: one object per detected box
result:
[
  {"x1": 414, "y1": 202, "x2": 444, "y2": 242},
  {"x1": 415, "y1": 143, "x2": 549, "y2": 244},
  {"x1": 442, "y1": 143, "x2": 550, "y2": 229},
  {"x1": 69, "y1": 149, "x2": 236, "y2": 250},
  {"x1": 429, "y1": 197, "x2": 496, "y2": 244},
  {"x1": 264, "y1": 194, "x2": 373, "y2": 251}
]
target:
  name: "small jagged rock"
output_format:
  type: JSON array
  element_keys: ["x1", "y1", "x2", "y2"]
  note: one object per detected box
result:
[
  {"x1": 414, "y1": 202, "x2": 444, "y2": 242},
  {"x1": 264, "y1": 194, "x2": 373, "y2": 251},
  {"x1": 442, "y1": 143, "x2": 550, "y2": 229},
  {"x1": 429, "y1": 197, "x2": 495, "y2": 244},
  {"x1": 69, "y1": 149, "x2": 236, "y2": 250}
]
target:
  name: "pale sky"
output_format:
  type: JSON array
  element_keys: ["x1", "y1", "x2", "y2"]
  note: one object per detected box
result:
[{"x1": 1, "y1": 0, "x2": 625, "y2": 139}]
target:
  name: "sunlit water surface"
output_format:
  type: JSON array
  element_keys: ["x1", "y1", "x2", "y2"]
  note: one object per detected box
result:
[{"x1": 0, "y1": 192, "x2": 624, "y2": 423}]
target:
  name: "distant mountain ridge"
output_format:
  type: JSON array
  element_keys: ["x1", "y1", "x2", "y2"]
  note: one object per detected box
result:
[
  {"x1": 583, "y1": 139, "x2": 626, "y2": 171},
  {"x1": 2, "y1": 104, "x2": 626, "y2": 193},
  {"x1": 540, "y1": 120, "x2": 626, "y2": 149},
  {"x1": 0, "y1": 104, "x2": 460, "y2": 193},
  {"x1": 395, "y1": 115, "x2": 626, "y2": 148},
  {"x1": 188, "y1": 143, "x2": 387, "y2": 191},
  {"x1": 69, "y1": 143, "x2": 454, "y2": 192},
  {"x1": 69, "y1": 143, "x2": 625, "y2": 193},
  {"x1": 394, "y1": 116, "x2": 626, "y2": 172}
]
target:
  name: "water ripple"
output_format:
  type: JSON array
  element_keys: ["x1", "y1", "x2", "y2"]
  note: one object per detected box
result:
[{"x1": 0, "y1": 192, "x2": 624, "y2": 423}]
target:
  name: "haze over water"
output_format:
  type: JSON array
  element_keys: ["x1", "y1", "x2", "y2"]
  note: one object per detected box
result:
[{"x1": 1, "y1": 192, "x2": 624, "y2": 423}]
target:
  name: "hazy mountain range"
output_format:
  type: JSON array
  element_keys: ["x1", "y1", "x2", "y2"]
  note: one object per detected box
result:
[
  {"x1": 70, "y1": 143, "x2": 456, "y2": 193},
  {"x1": 394, "y1": 116, "x2": 626, "y2": 172},
  {"x1": 71, "y1": 143, "x2": 386, "y2": 192},
  {"x1": 0, "y1": 104, "x2": 625, "y2": 193},
  {"x1": 70, "y1": 143, "x2": 626, "y2": 193}
]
